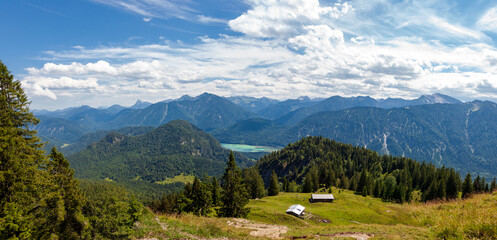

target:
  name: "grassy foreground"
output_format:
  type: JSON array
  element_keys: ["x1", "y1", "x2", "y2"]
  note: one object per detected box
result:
[{"x1": 132, "y1": 189, "x2": 497, "y2": 239}]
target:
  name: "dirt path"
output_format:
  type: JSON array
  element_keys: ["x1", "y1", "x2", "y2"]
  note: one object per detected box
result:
[
  {"x1": 291, "y1": 232, "x2": 373, "y2": 240},
  {"x1": 227, "y1": 218, "x2": 288, "y2": 239}
]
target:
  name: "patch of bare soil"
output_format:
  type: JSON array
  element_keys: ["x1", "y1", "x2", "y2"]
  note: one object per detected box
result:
[
  {"x1": 291, "y1": 232, "x2": 373, "y2": 240},
  {"x1": 227, "y1": 218, "x2": 289, "y2": 239}
]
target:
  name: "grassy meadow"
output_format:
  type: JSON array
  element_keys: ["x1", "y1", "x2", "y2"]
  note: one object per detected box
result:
[
  {"x1": 133, "y1": 189, "x2": 497, "y2": 239},
  {"x1": 155, "y1": 173, "x2": 196, "y2": 185}
]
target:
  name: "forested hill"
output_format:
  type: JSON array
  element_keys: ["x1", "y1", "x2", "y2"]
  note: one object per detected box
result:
[
  {"x1": 257, "y1": 136, "x2": 464, "y2": 202},
  {"x1": 68, "y1": 120, "x2": 251, "y2": 182}
]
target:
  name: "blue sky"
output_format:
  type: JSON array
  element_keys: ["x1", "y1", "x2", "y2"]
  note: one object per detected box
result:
[{"x1": 2, "y1": 0, "x2": 497, "y2": 110}]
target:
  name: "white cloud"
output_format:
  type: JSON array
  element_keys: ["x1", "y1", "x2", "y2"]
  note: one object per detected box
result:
[
  {"x1": 228, "y1": 0, "x2": 351, "y2": 38},
  {"x1": 429, "y1": 17, "x2": 483, "y2": 39},
  {"x1": 21, "y1": 76, "x2": 100, "y2": 100},
  {"x1": 197, "y1": 15, "x2": 226, "y2": 24},
  {"x1": 478, "y1": 7, "x2": 497, "y2": 32},
  {"x1": 143, "y1": 17, "x2": 151, "y2": 22},
  {"x1": 22, "y1": 0, "x2": 497, "y2": 109},
  {"x1": 27, "y1": 60, "x2": 118, "y2": 76},
  {"x1": 90, "y1": 0, "x2": 195, "y2": 20}
]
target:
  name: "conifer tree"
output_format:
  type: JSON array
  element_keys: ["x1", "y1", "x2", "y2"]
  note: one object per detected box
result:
[
  {"x1": 217, "y1": 152, "x2": 249, "y2": 218},
  {"x1": 436, "y1": 179, "x2": 446, "y2": 200},
  {"x1": 268, "y1": 170, "x2": 280, "y2": 196},
  {"x1": 45, "y1": 147, "x2": 88, "y2": 239},
  {"x1": 0, "y1": 60, "x2": 52, "y2": 239},
  {"x1": 481, "y1": 177, "x2": 487, "y2": 192},
  {"x1": 445, "y1": 170, "x2": 459, "y2": 200},
  {"x1": 191, "y1": 177, "x2": 212, "y2": 216},
  {"x1": 303, "y1": 171, "x2": 314, "y2": 193},
  {"x1": 423, "y1": 180, "x2": 438, "y2": 201},
  {"x1": 243, "y1": 168, "x2": 265, "y2": 199},
  {"x1": 282, "y1": 177, "x2": 289, "y2": 192},
  {"x1": 462, "y1": 173, "x2": 473, "y2": 198},
  {"x1": 491, "y1": 178, "x2": 496, "y2": 192},
  {"x1": 340, "y1": 175, "x2": 349, "y2": 189},
  {"x1": 473, "y1": 175, "x2": 482, "y2": 193},
  {"x1": 373, "y1": 180, "x2": 382, "y2": 198},
  {"x1": 361, "y1": 186, "x2": 368, "y2": 197},
  {"x1": 357, "y1": 168, "x2": 368, "y2": 194},
  {"x1": 310, "y1": 166, "x2": 320, "y2": 192},
  {"x1": 326, "y1": 169, "x2": 336, "y2": 188},
  {"x1": 211, "y1": 177, "x2": 220, "y2": 206}
]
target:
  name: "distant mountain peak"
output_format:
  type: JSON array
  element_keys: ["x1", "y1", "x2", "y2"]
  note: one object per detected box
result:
[
  {"x1": 129, "y1": 99, "x2": 152, "y2": 109},
  {"x1": 418, "y1": 93, "x2": 462, "y2": 104},
  {"x1": 178, "y1": 94, "x2": 194, "y2": 101},
  {"x1": 297, "y1": 96, "x2": 310, "y2": 101}
]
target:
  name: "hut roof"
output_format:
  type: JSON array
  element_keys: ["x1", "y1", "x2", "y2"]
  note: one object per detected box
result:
[
  {"x1": 286, "y1": 204, "x2": 305, "y2": 216},
  {"x1": 311, "y1": 194, "x2": 335, "y2": 200}
]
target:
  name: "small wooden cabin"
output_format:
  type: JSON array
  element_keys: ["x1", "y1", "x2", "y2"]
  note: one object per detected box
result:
[
  {"x1": 286, "y1": 204, "x2": 305, "y2": 217},
  {"x1": 309, "y1": 194, "x2": 335, "y2": 203}
]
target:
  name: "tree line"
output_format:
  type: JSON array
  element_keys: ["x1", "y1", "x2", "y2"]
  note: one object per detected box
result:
[{"x1": 256, "y1": 136, "x2": 496, "y2": 203}]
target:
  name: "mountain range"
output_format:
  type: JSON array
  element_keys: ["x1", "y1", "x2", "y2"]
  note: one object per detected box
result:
[{"x1": 33, "y1": 92, "x2": 497, "y2": 177}]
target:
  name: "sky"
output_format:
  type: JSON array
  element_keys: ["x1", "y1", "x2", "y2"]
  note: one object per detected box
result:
[{"x1": 2, "y1": 0, "x2": 497, "y2": 110}]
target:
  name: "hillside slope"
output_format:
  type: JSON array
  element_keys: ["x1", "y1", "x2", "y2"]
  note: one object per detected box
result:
[
  {"x1": 68, "y1": 120, "x2": 252, "y2": 182},
  {"x1": 272, "y1": 101, "x2": 497, "y2": 176}
]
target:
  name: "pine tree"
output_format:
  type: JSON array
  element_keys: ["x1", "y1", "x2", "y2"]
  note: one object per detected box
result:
[
  {"x1": 373, "y1": 180, "x2": 382, "y2": 198},
  {"x1": 310, "y1": 166, "x2": 319, "y2": 192},
  {"x1": 303, "y1": 171, "x2": 314, "y2": 193},
  {"x1": 340, "y1": 175, "x2": 349, "y2": 189},
  {"x1": 462, "y1": 173, "x2": 473, "y2": 198},
  {"x1": 473, "y1": 175, "x2": 482, "y2": 193},
  {"x1": 357, "y1": 168, "x2": 368, "y2": 194},
  {"x1": 423, "y1": 179, "x2": 438, "y2": 201},
  {"x1": 243, "y1": 168, "x2": 265, "y2": 199},
  {"x1": 445, "y1": 170, "x2": 458, "y2": 200},
  {"x1": 361, "y1": 186, "x2": 368, "y2": 197},
  {"x1": 211, "y1": 177, "x2": 220, "y2": 206},
  {"x1": 191, "y1": 177, "x2": 212, "y2": 216},
  {"x1": 436, "y1": 179, "x2": 446, "y2": 200},
  {"x1": 268, "y1": 170, "x2": 280, "y2": 196},
  {"x1": 217, "y1": 152, "x2": 249, "y2": 218},
  {"x1": 0, "y1": 60, "x2": 52, "y2": 239},
  {"x1": 382, "y1": 175, "x2": 397, "y2": 201},
  {"x1": 326, "y1": 169, "x2": 336, "y2": 188},
  {"x1": 282, "y1": 177, "x2": 289, "y2": 192},
  {"x1": 491, "y1": 178, "x2": 496, "y2": 192},
  {"x1": 481, "y1": 177, "x2": 488, "y2": 192},
  {"x1": 45, "y1": 147, "x2": 88, "y2": 239}
]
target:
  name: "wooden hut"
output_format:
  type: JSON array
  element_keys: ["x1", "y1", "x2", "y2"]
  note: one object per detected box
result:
[{"x1": 309, "y1": 194, "x2": 335, "y2": 203}]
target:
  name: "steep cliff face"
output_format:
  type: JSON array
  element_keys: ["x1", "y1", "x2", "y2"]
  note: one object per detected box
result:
[{"x1": 274, "y1": 101, "x2": 497, "y2": 176}]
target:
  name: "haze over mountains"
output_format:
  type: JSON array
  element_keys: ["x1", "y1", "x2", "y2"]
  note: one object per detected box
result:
[{"x1": 33, "y1": 92, "x2": 497, "y2": 177}]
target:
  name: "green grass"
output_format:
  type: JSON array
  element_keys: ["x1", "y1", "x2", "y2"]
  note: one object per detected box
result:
[
  {"x1": 221, "y1": 143, "x2": 281, "y2": 153},
  {"x1": 104, "y1": 177, "x2": 114, "y2": 182},
  {"x1": 246, "y1": 188, "x2": 434, "y2": 239},
  {"x1": 155, "y1": 173, "x2": 195, "y2": 185},
  {"x1": 407, "y1": 192, "x2": 497, "y2": 239},
  {"x1": 135, "y1": 189, "x2": 497, "y2": 239}
]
